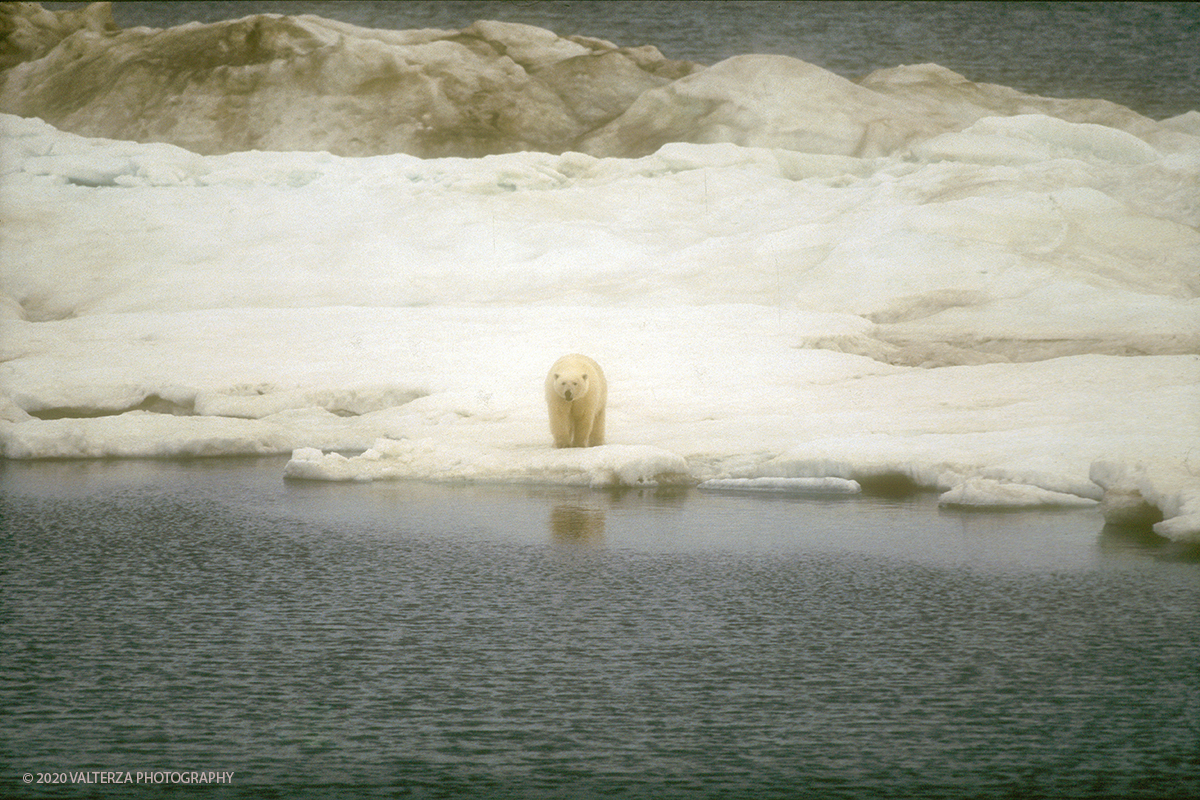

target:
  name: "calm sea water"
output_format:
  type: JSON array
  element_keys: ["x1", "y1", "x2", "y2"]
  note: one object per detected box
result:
[
  {"x1": 42, "y1": 0, "x2": 1200, "y2": 119},
  {"x1": 3, "y1": 458, "x2": 1198, "y2": 798}
]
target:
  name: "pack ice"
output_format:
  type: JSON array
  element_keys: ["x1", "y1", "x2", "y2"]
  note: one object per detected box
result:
[{"x1": 1, "y1": 3, "x2": 1197, "y2": 543}]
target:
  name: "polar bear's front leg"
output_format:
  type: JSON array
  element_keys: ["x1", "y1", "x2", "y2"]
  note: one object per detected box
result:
[
  {"x1": 586, "y1": 407, "x2": 605, "y2": 447},
  {"x1": 572, "y1": 412, "x2": 594, "y2": 448},
  {"x1": 548, "y1": 399, "x2": 573, "y2": 448}
]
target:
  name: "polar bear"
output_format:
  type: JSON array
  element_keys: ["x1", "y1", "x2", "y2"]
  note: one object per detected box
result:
[{"x1": 545, "y1": 354, "x2": 606, "y2": 448}]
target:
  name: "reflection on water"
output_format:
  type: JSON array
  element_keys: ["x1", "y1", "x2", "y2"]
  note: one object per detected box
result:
[
  {"x1": 1098, "y1": 523, "x2": 1200, "y2": 563},
  {"x1": 549, "y1": 502, "x2": 606, "y2": 546},
  {"x1": 3, "y1": 458, "x2": 1198, "y2": 799}
]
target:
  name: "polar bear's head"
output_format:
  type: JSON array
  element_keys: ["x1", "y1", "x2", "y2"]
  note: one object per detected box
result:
[{"x1": 552, "y1": 367, "x2": 592, "y2": 402}]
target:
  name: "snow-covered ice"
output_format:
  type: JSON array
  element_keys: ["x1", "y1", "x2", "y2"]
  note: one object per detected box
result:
[
  {"x1": 1, "y1": 4, "x2": 1198, "y2": 543},
  {"x1": 285, "y1": 441, "x2": 690, "y2": 488}
]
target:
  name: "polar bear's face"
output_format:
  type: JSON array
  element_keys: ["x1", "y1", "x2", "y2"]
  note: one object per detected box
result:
[{"x1": 552, "y1": 369, "x2": 591, "y2": 402}]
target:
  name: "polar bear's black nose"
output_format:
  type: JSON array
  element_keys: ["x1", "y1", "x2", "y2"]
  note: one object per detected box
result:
[{"x1": 564, "y1": 390, "x2": 573, "y2": 401}]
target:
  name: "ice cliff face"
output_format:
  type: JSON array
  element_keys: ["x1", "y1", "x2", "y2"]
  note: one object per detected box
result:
[{"x1": 1, "y1": 2, "x2": 1190, "y2": 160}]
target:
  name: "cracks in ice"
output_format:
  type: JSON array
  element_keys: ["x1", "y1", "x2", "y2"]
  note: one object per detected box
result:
[{"x1": 29, "y1": 394, "x2": 196, "y2": 420}]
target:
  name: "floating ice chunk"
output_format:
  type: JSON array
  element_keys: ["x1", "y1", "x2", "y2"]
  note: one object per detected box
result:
[
  {"x1": 284, "y1": 448, "x2": 365, "y2": 481},
  {"x1": 938, "y1": 478, "x2": 1099, "y2": 509},
  {"x1": 698, "y1": 477, "x2": 861, "y2": 495}
]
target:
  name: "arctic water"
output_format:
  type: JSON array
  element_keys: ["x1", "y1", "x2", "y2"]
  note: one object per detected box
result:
[{"x1": 3, "y1": 458, "x2": 1199, "y2": 799}]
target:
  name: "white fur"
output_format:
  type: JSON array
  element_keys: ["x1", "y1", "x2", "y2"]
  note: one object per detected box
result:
[{"x1": 545, "y1": 354, "x2": 607, "y2": 448}]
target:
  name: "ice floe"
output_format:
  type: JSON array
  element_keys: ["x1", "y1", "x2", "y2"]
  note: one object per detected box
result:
[{"x1": 1, "y1": 4, "x2": 1198, "y2": 542}]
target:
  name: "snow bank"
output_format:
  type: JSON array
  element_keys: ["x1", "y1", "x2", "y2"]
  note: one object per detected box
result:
[{"x1": 1, "y1": 6, "x2": 1199, "y2": 540}]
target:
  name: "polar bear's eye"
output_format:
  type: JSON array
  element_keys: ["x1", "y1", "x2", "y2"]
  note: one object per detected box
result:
[
  {"x1": 553, "y1": 374, "x2": 559, "y2": 379},
  {"x1": 582, "y1": 374, "x2": 588, "y2": 379}
]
